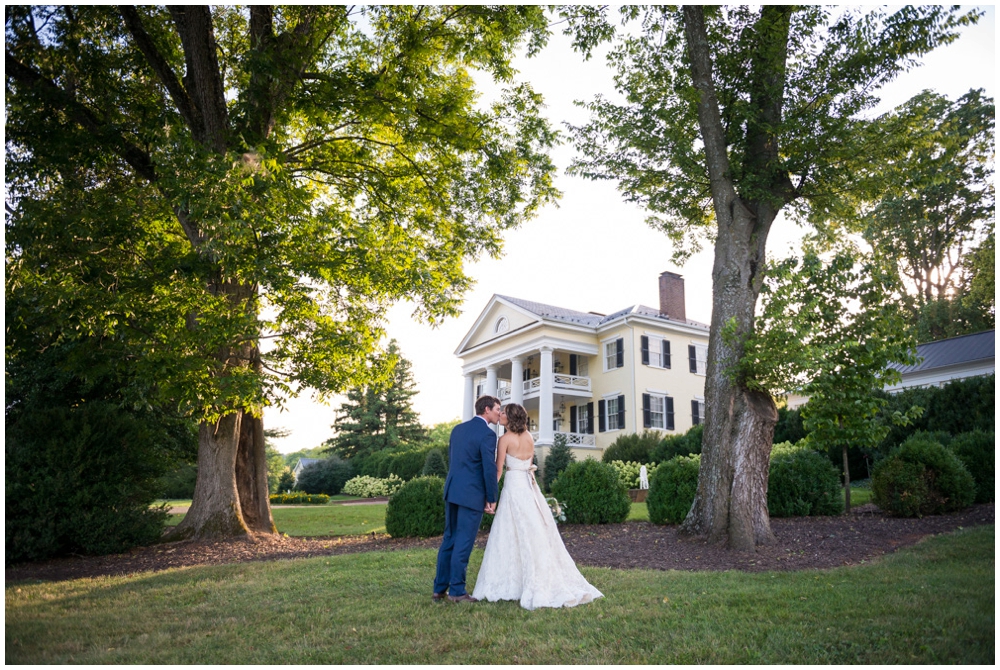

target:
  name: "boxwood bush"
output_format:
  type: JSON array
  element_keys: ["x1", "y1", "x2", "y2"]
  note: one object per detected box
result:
[
  {"x1": 385, "y1": 476, "x2": 445, "y2": 538},
  {"x1": 949, "y1": 430, "x2": 994, "y2": 503},
  {"x1": 872, "y1": 434, "x2": 975, "y2": 516},
  {"x1": 650, "y1": 424, "x2": 703, "y2": 464},
  {"x1": 647, "y1": 454, "x2": 700, "y2": 525},
  {"x1": 543, "y1": 434, "x2": 576, "y2": 492},
  {"x1": 767, "y1": 442, "x2": 843, "y2": 517},
  {"x1": 550, "y1": 459, "x2": 630, "y2": 524}
]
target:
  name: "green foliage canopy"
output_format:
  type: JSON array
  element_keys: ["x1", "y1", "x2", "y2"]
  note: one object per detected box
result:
[{"x1": 5, "y1": 6, "x2": 559, "y2": 424}]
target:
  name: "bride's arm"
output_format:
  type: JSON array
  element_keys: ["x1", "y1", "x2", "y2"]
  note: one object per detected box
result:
[{"x1": 495, "y1": 436, "x2": 508, "y2": 482}]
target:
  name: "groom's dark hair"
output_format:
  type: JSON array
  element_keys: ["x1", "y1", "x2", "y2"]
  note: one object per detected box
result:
[{"x1": 475, "y1": 395, "x2": 500, "y2": 415}]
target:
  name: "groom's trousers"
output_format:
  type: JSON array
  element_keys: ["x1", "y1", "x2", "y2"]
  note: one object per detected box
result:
[{"x1": 434, "y1": 501, "x2": 483, "y2": 597}]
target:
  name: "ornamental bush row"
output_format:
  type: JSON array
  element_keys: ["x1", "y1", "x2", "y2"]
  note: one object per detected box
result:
[
  {"x1": 871, "y1": 432, "x2": 980, "y2": 516},
  {"x1": 646, "y1": 443, "x2": 844, "y2": 525},
  {"x1": 269, "y1": 492, "x2": 330, "y2": 505}
]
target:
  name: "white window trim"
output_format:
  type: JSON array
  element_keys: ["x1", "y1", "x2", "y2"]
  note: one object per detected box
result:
[
  {"x1": 643, "y1": 332, "x2": 670, "y2": 369},
  {"x1": 691, "y1": 342, "x2": 708, "y2": 376},
  {"x1": 606, "y1": 396, "x2": 622, "y2": 431},
  {"x1": 602, "y1": 337, "x2": 619, "y2": 372},
  {"x1": 647, "y1": 394, "x2": 666, "y2": 430}
]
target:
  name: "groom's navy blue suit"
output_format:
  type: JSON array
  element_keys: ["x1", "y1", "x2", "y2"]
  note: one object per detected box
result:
[{"x1": 434, "y1": 415, "x2": 499, "y2": 597}]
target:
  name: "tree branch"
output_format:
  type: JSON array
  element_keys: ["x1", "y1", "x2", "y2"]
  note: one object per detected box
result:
[
  {"x1": 118, "y1": 5, "x2": 205, "y2": 140},
  {"x1": 168, "y1": 6, "x2": 229, "y2": 152},
  {"x1": 5, "y1": 50, "x2": 157, "y2": 183}
]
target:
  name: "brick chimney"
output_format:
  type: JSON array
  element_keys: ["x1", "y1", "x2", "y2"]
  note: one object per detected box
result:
[{"x1": 658, "y1": 271, "x2": 686, "y2": 322}]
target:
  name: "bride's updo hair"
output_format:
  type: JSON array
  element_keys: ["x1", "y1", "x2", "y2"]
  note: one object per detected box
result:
[{"x1": 503, "y1": 403, "x2": 528, "y2": 434}]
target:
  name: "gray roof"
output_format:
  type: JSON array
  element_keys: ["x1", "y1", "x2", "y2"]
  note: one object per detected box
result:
[
  {"x1": 294, "y1": 457, "x2": 322, "y2": 470},
  {"x1": 890, "y1": 330, "x2": 995, "y2": 374},
  {"x1": 497, "y1": 296, "x2": 708, "y2": 330}
]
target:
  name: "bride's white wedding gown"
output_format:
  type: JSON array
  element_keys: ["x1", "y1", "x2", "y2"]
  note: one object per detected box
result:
[{"x1": 472, "y1": 454, "x2": 603, "y2": 610}]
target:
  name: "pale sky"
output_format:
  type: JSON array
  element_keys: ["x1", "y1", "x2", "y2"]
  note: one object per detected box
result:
[{"x1": 265, "y1": 6, "x2": 996, "y2": 453}]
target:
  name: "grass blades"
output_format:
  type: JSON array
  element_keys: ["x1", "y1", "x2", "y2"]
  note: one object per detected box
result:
[{"x1": 6, "y1": 526, "x2": 993, "y2": 664}]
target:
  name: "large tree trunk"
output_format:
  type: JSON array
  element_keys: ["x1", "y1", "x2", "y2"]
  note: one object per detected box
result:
[
  {"x1": 236, "y1": 412, "x2": 277, "y2": 533},
  {"x1": 170, "y1": 413, "x2": 250, "y2": 540},
  {"x1": 679, "y1": 211, "x2": 779, "y2": 550},
  {"x1": 678, "y1": 5, "x2": 790, "y2": 551}
]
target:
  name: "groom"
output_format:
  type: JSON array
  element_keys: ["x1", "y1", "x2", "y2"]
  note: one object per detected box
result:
[{"x1": 433, "y1": 395, "x2": 501, "y2": 603}]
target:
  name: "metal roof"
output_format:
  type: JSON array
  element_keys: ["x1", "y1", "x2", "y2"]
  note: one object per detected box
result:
[
  {"x1": 497, "y1": 296, "x2": 709, "y2": 330},
  {"x1": 890, "y1": 330, "x2": 995, "y2": 374}
]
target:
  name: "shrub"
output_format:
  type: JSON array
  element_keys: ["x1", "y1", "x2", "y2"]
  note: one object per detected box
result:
[
  {"x1": 949, "y1": 430, "x2": 995, "y2": 503},
  {"x1": 158, "y1": 463, "x2": 198, "y2": 499},
  {"x1": 773, "y1": 406, "x2": 806, "y2": 445},
  {"x1": 767, "y1": 442, "x2": 843, "y2": 517},
  {"x1": 876, "y1": 374, "x2": 995, "y2": 454},
  {"x1": 647, "y1": 454, "x2": 700, "y2": 524},
  {"x1": 550, "y1": 460, "x2": 631, "y2": 524},
  {"x1": 387, "y1": 448, "x2": 429, "y2": 481},
  {"x1": 607, "y1": 460, "x2": 651, "y2": 490},
  {"x1": 295, "y1": 456, "x2": 354, "y2": 495},
  {"x1": 385, "y1": 476, "x2": 445, "y2": 538},
  {"x1": 871, "y1": 434, "x2": 976, "y2": 516},
  {"x1": 276, "y1": 469, "x2": 297, "y2": 494},
  {"x1": 543, "y1": 433, "x2": 576, "y2": 492},
  {"x1": 342, "y1": 473, "x2": 404, "y2": 498},
  {"x1": 421, "y1": 448, "x2": 448, "y2": 477},
  {"x1": 650, "y1": 424, "x2": 703, "y2": 463},
  {"x1": 5, "y1": 402, "x2": 178, "y2": 564},
  {"x1": 601, "y1": 431, "x2": 663, "y2": 464},
  {"x1": 269, "y1": 492, "x2": 330, "y2": 505}
]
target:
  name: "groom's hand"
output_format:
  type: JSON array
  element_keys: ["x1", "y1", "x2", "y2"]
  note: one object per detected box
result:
[{"x1": 484, "y1": 502, "x2": 496, "y2": 514}]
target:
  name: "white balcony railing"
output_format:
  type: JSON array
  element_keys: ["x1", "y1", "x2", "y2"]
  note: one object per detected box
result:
[
  {"x1": 522, "y1": 374, "x2": 591, "y2": 397},
  {"x1": 530, "y1": 431, "x2": 597, "y2": 448}
]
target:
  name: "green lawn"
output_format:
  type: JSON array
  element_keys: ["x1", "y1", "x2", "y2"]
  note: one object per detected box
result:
[
  {"x1": 6, "y1": 525, "x2": 993, "y2": 664},
  {"x1": 166, "y1": 503, "x2": 388, "y2": 536}
]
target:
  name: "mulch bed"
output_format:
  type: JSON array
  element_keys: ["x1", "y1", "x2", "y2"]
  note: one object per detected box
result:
[{"x1": 6, "y1": 503, "x2": 993, "y2": 584}]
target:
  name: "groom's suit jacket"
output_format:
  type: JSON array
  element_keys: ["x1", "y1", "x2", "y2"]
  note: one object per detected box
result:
[{"x1": 443, "y1": 416, "x2": 499, "y2": 512}]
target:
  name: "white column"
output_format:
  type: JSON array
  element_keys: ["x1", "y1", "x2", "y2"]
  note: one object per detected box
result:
[
  {"x1": 485, "y1": 365, "x2": 499, "y2": 399},
  {"x1": 539, "y1": 346, "x2": 554, "y2": 446},
  {"x1": 462, "y1": 374, "x2": 475, "y2": 421},
  {"x1": 510, "y1": 356, "x2": 525, "y2": 405}
]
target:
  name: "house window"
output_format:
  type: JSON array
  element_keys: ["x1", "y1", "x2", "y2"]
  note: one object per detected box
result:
[
  {"x1": 642, "y1": 393, "x2": 675, "y2": 430},
  {"x1": 576, "y1": 404, "x2": 589, "y2": 433},
  {"x1": 606, "y1": 396, "x2": 621, "y2": 430},
  {"x1": 692, "y1": 398, "x2": 706, "y2": 425},
  {"x1": 688, "y1": 343, "x2": 708, "y2": 375},
  {"x1": 604, "y1": 338, "x2": 624, "y2": 371},
  {"x1": 641, "y1": 335, "x2": 672, "y2": 369},
  {"x1": 648, "y1": 395, "x2": 665, "y2": 428},
  {"x1": 494, "y1": 317, "x2": 509, "y2": 334}
]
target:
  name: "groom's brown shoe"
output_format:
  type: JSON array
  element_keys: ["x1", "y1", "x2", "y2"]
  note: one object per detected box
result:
[
  {"x1": 448, "y1": 594, "x2": 478, "y2": 603},
  {"x1": 432, "y1": 592, "x2": 447, "y2": 603}
]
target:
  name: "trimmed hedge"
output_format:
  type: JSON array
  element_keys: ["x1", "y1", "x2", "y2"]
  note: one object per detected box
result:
[
  {"x1": 269, "y1": 492, "x2": 330, "y2": 505},
  {"x1": 385, "y1": 476, "x2": 445, "y2": 538},
  {"x1": 550, "y1": 459, "x2": 630, "y2": 524},
  {"x1": 647, "y1": 454, "x2": 700, "y2": 525},
  {"x1": 949, "y1": 430, "x2": 994, "y2": 503},
  {"x1": 767, "y1": 443, "x2": 843, "y2": 517},
  {"x1": 872, "y1": 434, "x2": 976, "y2": 517}
]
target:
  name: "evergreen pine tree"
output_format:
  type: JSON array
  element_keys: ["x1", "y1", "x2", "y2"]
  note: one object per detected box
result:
[
  {"x1": 543, "y1": 433, "x2": 576, "y2": 493},
  {"x1": 325, "y1": 341, "x2": 427, "y2": 462},
  {"x1": 422, "y1": 449, "x2": 448, "y2": 477}
]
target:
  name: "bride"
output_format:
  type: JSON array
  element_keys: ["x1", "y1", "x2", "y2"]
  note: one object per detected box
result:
[{"x1": 472, "y1": 402, "x2": 603, "y2": 610}]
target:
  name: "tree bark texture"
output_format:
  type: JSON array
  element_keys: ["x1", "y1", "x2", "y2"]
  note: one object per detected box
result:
[
  {"x1": 170, "y1": 413, "x2": 250, "y2": 540},
  {"x1": 678, "y1": 6, "x2": 790, "y2": 551},
  {"x1": 236, "y1": 412, "x2": 277, "y2": 533}
]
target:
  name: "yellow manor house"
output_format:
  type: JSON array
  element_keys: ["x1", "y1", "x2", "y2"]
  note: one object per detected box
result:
[{"x1": 456, "y1": 272, "x2": 710, "y2": 464}]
